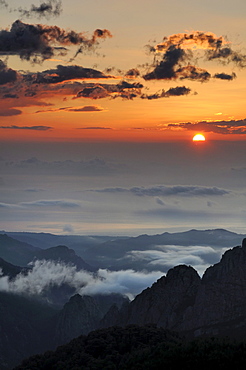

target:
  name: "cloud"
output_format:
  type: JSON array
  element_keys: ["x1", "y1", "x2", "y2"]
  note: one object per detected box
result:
[
  {"x1": 28, "y1": 64, "x2": 111, "y2": 84},
  {"x1": 142, "y1": 31, "x2": 244, "y2": 82},
  {"x1": 92, "y1": 185, "x2": 230, "y2": 197},
  {"x1": 0, "y1": 199, "x2": 82, "y2": 209},
  {"x1": 63, "y1": 224, "x2": 74, "y2": 233},
  {"x1": 0, "y1": 59, "x2": 19, "y2": 85},
  {"x1": 0, "y1": 260, "x2": 163, "y2": 299},
  {"x1": 17, "y1": 1, "x2": 62, "y2": 19},
  {"x1": 3, "y1": 157, "x2": 120, "y2": 176},
  {"x1": 0, "y1": 20, "x2": 112, "y2": 63},
  {"x1": 125, "y1": 68, "x2": 140, "y2": 78},
  {"x1": 126, "y1": 245, "x2": 225, "y2": 276},
  {"x1": 0, "y1": 0, "x2": 62, "y2": 19},
  {"x1": 75, "y1": 81, "x2": 144, "y2": 100},
  {"x1": 36, "y1": 105, "x2": 106, "y2": 113},
  {"x1": 168, "y1": 119, "x2": 246, "y2": 135},
  {"x1": 0, "y1": 109, "x2": 22, "y2": 116},
  {"x1": 21, "y1": 199, "x2": 81, "y2": 208},
  {"x1": 213, "y1": 72, "x2": 236, "y2": 80},
  {"x1": 0, "y1": 125, "x2": 52, "y2": 130},
  {"x1": 141, "y1": 86, "x2": 191, "y2": 99},
  {"x1": 79, "y1": 126, "x2": 112, "y2": 130}
]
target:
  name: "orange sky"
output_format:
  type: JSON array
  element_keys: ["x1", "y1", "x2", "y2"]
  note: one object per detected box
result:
[{"x1": 0, "y1": 2, "x2": 246, "y2": 142}]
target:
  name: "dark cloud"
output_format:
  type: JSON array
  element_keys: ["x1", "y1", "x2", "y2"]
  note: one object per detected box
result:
[
  {"x1": 0, "y1": 109, "x2": 22, "y2": 116},
  {"x1": 0, "y1": 59, "x2": 19, "y2": 85},
  {"x1": 206, "y1": 47, "x2": 246, "y2": 67},
  {"x1": 143, "y1": 45, "x2": 186, "y2": 80},
  {"x1": 35, "y1": 105, "x2": 105, "y2": 113},
  {"x1": 177, "y1": 66, "x2": 211, "y2": 82},
  {"x1": 17, "y1": 1, "x2": 62, "y2": 19},
  {"x1": 0, "y1": 20, "x2": 112, "y2": 63},
  {"x1": 2, "y1": 93, "x2": 19, "y2": 99},
  {"x1": 27, "y1": 64, "x2": 111, "y2": 84},
  {"x1": 0, "y1": 125, "x2": 52, "y2": 130},
  {"x1": 142, "y1": 31, "x2": 244, "y2": 83},
  {"x1": 0, "y1": 0, "x2": 62, "y2": 19},
  {"x1": 141, "y1": 86, "x2": 191, "y2": 99},
  {"x1": 92, "y1": 185, "x2": 229, "y2": 197},
  {"x1": 169, "y1": 119, "x2": 246, "y2": 135},
  {"x1": 213, "y1": 72, "x2": 236, "y2": 80},
  {"x1": 79, "y1": 126, "x2": 112, "y2": 130},
  {"x1": 125, "y1": 68, "x2": 140, "y2": 78},
  {"x1": 75, "y1": 81, "x2": 143, "y2": 100}
]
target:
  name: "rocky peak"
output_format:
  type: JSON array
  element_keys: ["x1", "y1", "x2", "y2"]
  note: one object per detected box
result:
[{"x1": 114, "y1": 264, "x2": 201, "y2": 330}]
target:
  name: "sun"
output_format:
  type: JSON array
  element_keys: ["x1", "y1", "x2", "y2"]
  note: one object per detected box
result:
[{"x1": 192, "y1": 133, "x2": 206, "y2": 142}]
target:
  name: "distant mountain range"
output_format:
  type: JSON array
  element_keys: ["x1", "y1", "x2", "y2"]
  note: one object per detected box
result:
[{"x1": 3, "y1": 228, "x2": 246, "y2": 271}]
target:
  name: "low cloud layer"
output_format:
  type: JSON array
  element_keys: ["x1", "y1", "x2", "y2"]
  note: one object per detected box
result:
[
  {"x1": 126, "y1": 244, "x2": 225, "y2": 276},
  {"x1": 92, "y1": 185, "x2": 230, "y2": 197},
  {"x1": 2, "y1": 156, "x2": 121, "y2": 176},
  {"x1": 0, "y1": 260, "x2": 163, "y2": 299}
]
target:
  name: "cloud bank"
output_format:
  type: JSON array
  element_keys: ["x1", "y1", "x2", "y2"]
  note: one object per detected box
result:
[
  {"x1": 92, "y1": 185, "x2": 230, "y2": 197},
  {"x1": 0, "y1": 260, "x2": 163, "y2": 299}
]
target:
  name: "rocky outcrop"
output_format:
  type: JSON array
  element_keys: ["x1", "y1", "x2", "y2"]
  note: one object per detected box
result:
[{"x1": 102, "y1": 239, "x2": 246, "y2": 338}]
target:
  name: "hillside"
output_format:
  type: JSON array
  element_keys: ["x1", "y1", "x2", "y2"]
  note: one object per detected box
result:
[{"x1": 14, "y1": 325, "x2": 246, "y2": 370}]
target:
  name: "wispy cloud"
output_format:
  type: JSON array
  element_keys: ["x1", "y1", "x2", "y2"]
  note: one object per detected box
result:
[
  {"x1": 0, "y1": 0, "x2": 63, "y2": 19},
  {"x1": 0, "y1": 125, "x2": 52, "y2": 130},
  {"x1": 0, "y1": 109, "x2": 22, "y2": 117},
  {"x1": 35, "y1": 105, "x2": 106, "y2": 113},
  {"x1": 92, "y1": 185, "x2": 230, "y2": 197}
]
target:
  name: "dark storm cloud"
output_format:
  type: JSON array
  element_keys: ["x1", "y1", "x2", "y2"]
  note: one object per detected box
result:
[
  {"x1": 0, "y1": 20, "x2": 112, "y2": 63},
  {"x1": 0, "y1": 125, "x2": 52, "y2": 130},
  {"x1": 92, "y1": 185, "x2": 229, "y2": 197},
  {"x1": 0, "y1": 60, "x2": 18, "y2": 85},
  {"x1": 0, "y1": 109, "x2": 22, "y2": 116},
  {"x1": 169, "y1": 119, "x2": 246, "y2": 135}
]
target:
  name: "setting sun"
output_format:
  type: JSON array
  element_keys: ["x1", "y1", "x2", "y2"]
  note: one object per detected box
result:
[{"x1": 193, "y1": 134, "x2": 206, "y2": 142}]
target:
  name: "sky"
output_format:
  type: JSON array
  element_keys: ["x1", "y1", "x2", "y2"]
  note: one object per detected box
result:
[{"x1": 0, "y1": 0, "x2": 246, "y2": 236}]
